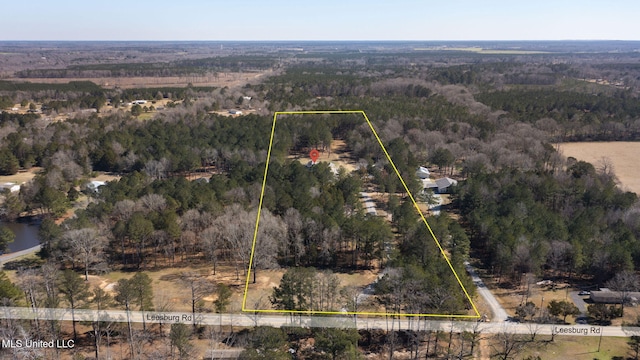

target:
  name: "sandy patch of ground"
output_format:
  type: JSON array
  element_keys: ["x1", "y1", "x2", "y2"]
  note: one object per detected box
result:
[
  {"x1": 324, "y1": 139, "x2": 357, "y2": 172},
  {"x1": 368, "y1": 192, "x2": 392, "y2": 220},
  {"x1": 91, "y1": 172, "x2": 121, "y2": 182},
  {"x1": 558, "y1": 142, "x2": 640, "y2": 194},
  {"x1": 290, "y1": 139, "x2": 358, "y2": 173}
]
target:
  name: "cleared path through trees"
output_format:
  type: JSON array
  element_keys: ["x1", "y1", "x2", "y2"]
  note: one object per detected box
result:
[{"x1": 465, "y1": 261, "x2": 509, "y2": 322}]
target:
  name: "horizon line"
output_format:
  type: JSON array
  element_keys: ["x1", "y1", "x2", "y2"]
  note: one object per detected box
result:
[{"x1": 1, "y1": 39, "x2": 639, "y2": 42}]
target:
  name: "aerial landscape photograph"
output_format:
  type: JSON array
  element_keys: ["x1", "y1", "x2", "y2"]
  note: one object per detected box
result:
[{"x1": 1, "y1": 0, "x2": 640, "y2": 359}]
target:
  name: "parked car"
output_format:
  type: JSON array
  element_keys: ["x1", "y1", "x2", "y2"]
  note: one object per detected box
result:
[{"x1": 578, "y1": 290, "x2": 590, "y2": 296}]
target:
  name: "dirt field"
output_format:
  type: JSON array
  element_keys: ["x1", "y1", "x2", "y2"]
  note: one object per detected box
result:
[
  {"x1": 91, "y1": 172, "x2": 120, "y2": 182},
  {"x1": 291, "y1": 139, "x2": 358, "y2": 173},
  {"x1": 0, "y1": 167, "x2": 42, "y2": 185},
  {"x1": 558, "y1": 142, "x2": 640, "y2": 194}
]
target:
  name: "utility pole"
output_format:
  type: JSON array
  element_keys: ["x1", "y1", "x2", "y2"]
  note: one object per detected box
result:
[{"x1": 598, "y1": 326, "x2": 603, "y2": 352}]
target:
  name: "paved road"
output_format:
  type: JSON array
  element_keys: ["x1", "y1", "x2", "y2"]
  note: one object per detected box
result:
[
  {"x1": 464, "y1": 262, "x2": 509, "y2": 322},
  {"x1": 0, "y1": 245, "x2": 41, "y2": 265},
  {"x1": 2, "y1": 306, "x2": 640, "y2": 338},
  {"x1": 570, "y1": 291, "x2": 589, "y2": 314}
]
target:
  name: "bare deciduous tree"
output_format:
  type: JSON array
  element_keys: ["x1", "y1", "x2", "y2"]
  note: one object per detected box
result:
[
  {"x1": 546, "y1": 240, "x2": 572, "y2": 276},
  {"x1": 490, "y1": 329, "x2": 528, "y2": 360},
  {"x1": 201, "y1": 226, "x2": 222, "y2": 275},
  {"x1": 182, "y1": 272, "x2": 215, "y2": 330},
  {"x1": 62, "y1": 228, "x2": 107, "y2": 280},
  {"x1": 112, "y1": 199, "x2": 136, "y2": 222},
  {"x1": 283, "y1": 208, "x2": 305, "y2": 266},
  {"x1": 49, "y1": 150, "x2": 84, "y2": 183},
  {"x1": 143, "y1": 158, "x2": 170, "y2": 180},
  {"x1": 252, "y1": 208, "x2": 286, "y2": 282},
  {"x1": 137, "y1": 193, "x2": 167, "y2": 213}
]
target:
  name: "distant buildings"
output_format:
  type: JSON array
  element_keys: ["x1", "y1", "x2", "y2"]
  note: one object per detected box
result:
[{"x1": 417, "y1": 167, "x2": 458, "y2": 194}]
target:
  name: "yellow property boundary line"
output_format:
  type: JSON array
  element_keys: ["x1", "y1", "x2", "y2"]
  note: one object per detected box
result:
[{"x1": 242, "y1": 110, "x2": 480, "y2": 318}]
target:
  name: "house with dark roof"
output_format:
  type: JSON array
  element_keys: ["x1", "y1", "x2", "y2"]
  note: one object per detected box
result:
[
  {"x1": 590, "y1": 289, "x2": 640, "y2": 304},
  {"x1": 435, "y1": 177, "x2": 457, "y2": 193}
]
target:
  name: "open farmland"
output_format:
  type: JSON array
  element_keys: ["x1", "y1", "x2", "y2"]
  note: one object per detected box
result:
[{"x1": 558, "y1": 142, "x2": 640, "y2": 194}]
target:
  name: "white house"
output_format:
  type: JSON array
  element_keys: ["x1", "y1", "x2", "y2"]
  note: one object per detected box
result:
[
  {"x1": 415, "y1": 166, "x2": 430, "y2": 179},
  {"x1": 86, "y1": 180, "x2": 107, "y2": 192},
  {"x1": 0, "y1": 182, "x2": 20, "y2": 193}
]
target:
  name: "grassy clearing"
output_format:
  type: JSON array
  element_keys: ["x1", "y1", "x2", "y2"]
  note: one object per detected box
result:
[
  {"x1": 291, "y1": 139, "x2": 358, "y2": 173},
  {"x1": 243, "y1": 268, "x2": 379, "y2": 312},
  {"x1": 0, "y1": 167, "x2": 42, "y2": 184},
  {"x1": 486, "y1": 274, "x2": 575, "y2": 318},
  {"x1": 520, "y1": 336, "x2": 629, "y2": 360}
]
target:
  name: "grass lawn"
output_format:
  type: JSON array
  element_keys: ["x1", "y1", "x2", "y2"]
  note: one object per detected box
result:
[{"x1": 521, "y1": 336, "x2": 630, "y2": 360}]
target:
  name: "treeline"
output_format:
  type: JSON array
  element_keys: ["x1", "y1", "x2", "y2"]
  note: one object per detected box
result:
[
  {"x1": 0, "y1": 81, "x2": 108, "y2": 113},
  {"x1": 430, "y1": 62, "x2": 564, "y2": 86},
  {"x1": 263, "y1": 66, "x2": 372, "y2": 104},
  {"x1": 0, "y1": 96, "x2": 12, "y2": 109},
  {"x1": 476, "y1": 89, "x2": 640, "y2": 140},
  {"x1": 0, "y1": 80, "x2": 102, "y2": 92},
  {"x1": 118, "y1": 86, "x2": 216, "y2": 102},
  {"x1": 455, "y1": 162, "x2": 639, "y2": 284},
  {"x1": 15, "y1": 56, "x2": 276, "y2": 78}
]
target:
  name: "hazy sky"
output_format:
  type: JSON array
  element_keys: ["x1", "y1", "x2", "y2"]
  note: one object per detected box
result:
[{"x1": 2, "y1": 0, "x2": 638, "y2": 41}]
